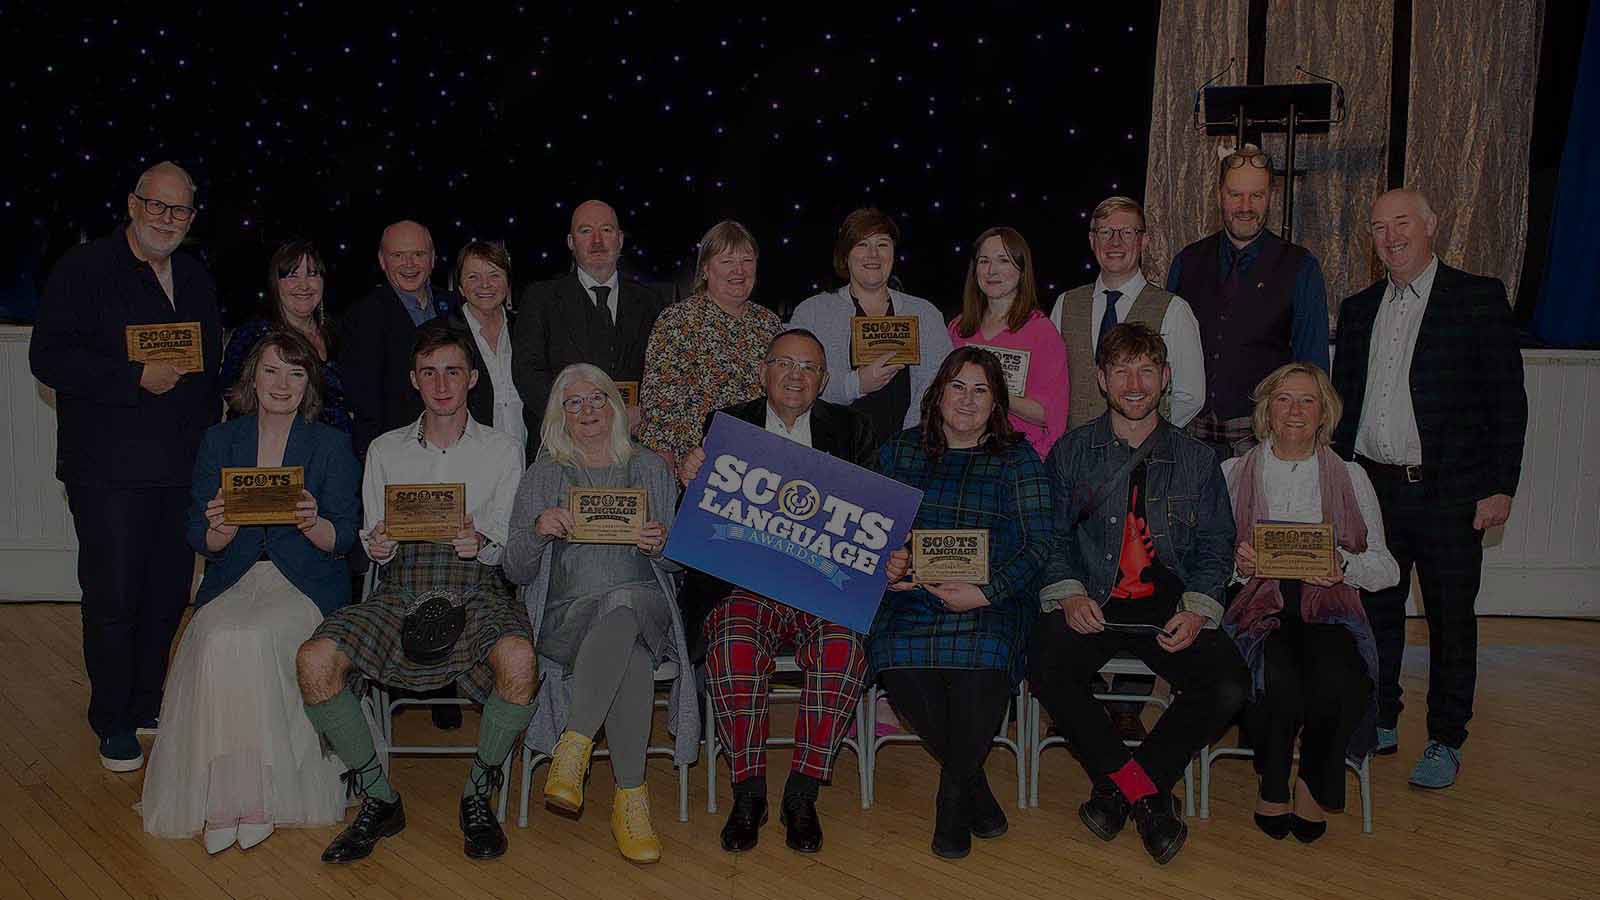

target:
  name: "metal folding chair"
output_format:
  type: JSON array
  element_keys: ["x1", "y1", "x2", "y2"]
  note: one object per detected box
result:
[
  {"x1": 703, "y1": 654, "x2": 868, "y2": 813},
  {"x1": 856, "y1": 680, "x2": 1030, "y2": 810},
  {"x1": 1027, "y1": 656, "x2": 1197, "y2": 817},
  {"x1": 516, "y1": 661, "x2": 693, "y2": 827},
  {"x1": 1199, "y1": 743, "x2": 1374, "y2": 833}
]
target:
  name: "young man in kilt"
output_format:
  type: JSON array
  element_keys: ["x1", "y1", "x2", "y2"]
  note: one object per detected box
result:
[{"x1": 295, "y1": 320, "x2": 534, "y2": 862}]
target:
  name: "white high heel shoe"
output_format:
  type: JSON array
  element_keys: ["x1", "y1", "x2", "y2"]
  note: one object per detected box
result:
[
  {"x1": 203, "y1": 826, "x2": 238, "y2": 855},
  {"x1": 236, "y1": 822, "x2": 274, "y2": 850}
]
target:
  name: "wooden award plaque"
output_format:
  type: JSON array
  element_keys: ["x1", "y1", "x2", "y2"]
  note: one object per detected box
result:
[
  {"x1": 568, "y1": 488, "x2": 647, "y2": 544},
  {"x1": 614, "y1": 381, "x2": 640, "y2": 406},
  {"x1": 975, "y1": 345, "x2": 1031, "y2": 396},
  {"x1": 910, "y1": 529, "x2": 990, "y2": 585},
  {"x1": 849, "y1": 316, "x2": 921, "y2": 366},
  {"x1": 1253, "y1": 521, "x2": 1337, "y2": 579},
  {"x1": 221, "y1": 466, "x2": 305, "y2": 526},
  {"x1": 384, "y1": 483, "x2": 467, "y2": 542},
  {"x1": 126, "y1": 322, "x2": 204, "y2": 374}
]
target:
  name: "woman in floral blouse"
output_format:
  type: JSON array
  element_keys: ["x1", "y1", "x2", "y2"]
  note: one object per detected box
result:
[{"x1": 636, "y1": 220, "x2": 781, "y2": 469}]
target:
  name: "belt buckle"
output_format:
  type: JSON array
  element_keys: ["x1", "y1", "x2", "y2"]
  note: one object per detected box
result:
[{"x1": 1403, "y1": 465, "x2": 1422, "y2": 484}]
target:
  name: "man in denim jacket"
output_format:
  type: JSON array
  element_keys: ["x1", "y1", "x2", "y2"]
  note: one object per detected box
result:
[{"x1": 1028, "y1": 323, "x2": 1247, "y2": 866}]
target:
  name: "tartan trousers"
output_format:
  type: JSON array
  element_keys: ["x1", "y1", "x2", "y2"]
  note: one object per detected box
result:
[{"x1": 704, "y1": 590, "x2": 869, "y2": 783}]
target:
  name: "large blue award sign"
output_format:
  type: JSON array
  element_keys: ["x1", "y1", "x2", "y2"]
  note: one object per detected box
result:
[{"x1": 666, "y1": 413, "x2": 923, "y2": 633}]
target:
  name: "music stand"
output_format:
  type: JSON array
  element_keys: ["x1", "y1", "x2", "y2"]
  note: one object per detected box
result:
[{"x1": 1197, "y1": 83, "x2": 1341, "y2": 242}]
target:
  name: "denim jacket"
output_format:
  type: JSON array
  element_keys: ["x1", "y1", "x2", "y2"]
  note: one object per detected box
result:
[{"x1": 1038, "y1": 414, "x2": 1235, "y2": 626}]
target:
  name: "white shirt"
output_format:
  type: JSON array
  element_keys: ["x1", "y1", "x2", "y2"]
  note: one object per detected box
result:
[
  {"x1": 460, "y1": 305, "x2": 528, "y2": 449},
  {"x1": 576, "y1": 267, "x2": 622, "y2": 325},
  {"x1": 1051, "y1": 271, "x2": 1206, "y2": 427},
  {"x1": 362, "y1": 415, "x2": 526, "y2": 566},
  {"x1": 1221, "y1": 444, "x2": 1401, "y2": 593},
  {"x1": 764, "y1": 403, "x2": 814, "y2": 447},
  {"x1": 1355, "y1": 255, "x2": 1438, "y2": 466}
]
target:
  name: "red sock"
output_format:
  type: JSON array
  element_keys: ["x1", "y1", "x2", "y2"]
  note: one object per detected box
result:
[{"x1": 1109, "y1": 760, "x2": 1157, "y2": 804}]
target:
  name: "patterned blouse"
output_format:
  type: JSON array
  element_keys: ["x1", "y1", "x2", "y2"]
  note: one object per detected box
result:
[
  {"x1": 869, "y1": 427, "x2": 1054, "y2": 682},
  {"x1": 636, "y1": 293, "x2": 782, "y2": 460},
  {"x1": 219, "y1": 317, "x2": 353, "y2": 434}
]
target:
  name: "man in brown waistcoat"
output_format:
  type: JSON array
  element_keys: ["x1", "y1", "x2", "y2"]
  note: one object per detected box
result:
[
  {"x1": 1050, "y1": 196, "x2": 1205, "y2": 432},
  {"x1": 1165, "y1": 146, "x2": 1329, "y2": 460}
]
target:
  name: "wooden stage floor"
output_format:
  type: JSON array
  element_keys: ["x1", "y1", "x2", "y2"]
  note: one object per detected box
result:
[{"x1": 0, "y1": 604, "x2": 1595, "y2": 899}]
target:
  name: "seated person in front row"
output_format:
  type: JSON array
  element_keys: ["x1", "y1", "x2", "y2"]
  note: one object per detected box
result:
[
  {"x1": 142, "y1": 331, "x2": 358, "y2": 853},
  {"x1": 1027, "y1": 323, "x2": 1248, "y2": 866},
  {"x1": 294, "y1": 320, "x2": 533, "y2": 863},
  {"x1": 677, "y1": 328, "x2": 877, "y2": 855},
  {"x1": 502, "y1": 363, "x2": 698, "y2": 864},
  {"x1": 1221, "y1": 363, "x2": 1397, "y2": 842}
]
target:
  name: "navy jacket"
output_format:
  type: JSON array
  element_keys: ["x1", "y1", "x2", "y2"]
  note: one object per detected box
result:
[
  {"x1": 186, "y1": 414, "x2": 362, "y2": 617},
  {"x1": 1038, "y1": 414, "x2": 1235, "y2": 626},
  {"x1": 338, "y1": 284, "x2": 456, "y2": 458},
  {"x1": 30, "y1": 232, "x2": 223, "y2": 486}
]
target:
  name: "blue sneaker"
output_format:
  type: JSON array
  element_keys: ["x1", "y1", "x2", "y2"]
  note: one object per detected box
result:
[
  {"x1": 1375, "y1": 727, "x2": 1399, "y2": 756},
  {"x1": 98, "y1": 733, "x2": 144, "y2": 773},
  {"x1": 1408, "y1": 741, "x2": 1461, "y2": 789}
]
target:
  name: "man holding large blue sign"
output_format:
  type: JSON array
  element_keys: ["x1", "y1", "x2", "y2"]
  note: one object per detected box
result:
[{"x1": 672, "y1": 330, "x2": 912, "y2": 855}]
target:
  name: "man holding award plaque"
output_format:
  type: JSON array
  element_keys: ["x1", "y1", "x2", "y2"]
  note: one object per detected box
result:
[
  {"x1": 30, "y1": 161, "x2": 222, "y2": 772},
  {"x1": 295, "y1": 321, "x2": 534, "y2": 863},
  {"x1": 1028, "y1": 324, "x2": 1246, "y2": 865}
]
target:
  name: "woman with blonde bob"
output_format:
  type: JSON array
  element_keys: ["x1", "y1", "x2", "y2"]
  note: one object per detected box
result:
[
  {"x1": 1219, "y1": 362, "x2": 1399, "y2": 843},
  {"x1": 502, "y1": 364, "x2": 697, "y2": 863}
]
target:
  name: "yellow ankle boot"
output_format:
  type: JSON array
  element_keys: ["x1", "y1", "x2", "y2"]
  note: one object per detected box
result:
[
  {"x1": 610, "y1": 785, "x2": 661, "y2": 863},
  {"x1": 544, "y1": 731, "x2": 594, "y2": 812}
]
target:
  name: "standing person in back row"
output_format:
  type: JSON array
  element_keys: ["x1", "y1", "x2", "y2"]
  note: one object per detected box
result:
[
  {"x1": 30, "y1": 161, "x2": 223, "y2": 772},
  {"x1": 1167, "y1": 146, "x2": 1329, "y2": 460}
]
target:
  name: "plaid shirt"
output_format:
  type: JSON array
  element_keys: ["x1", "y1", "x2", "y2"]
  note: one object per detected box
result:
[{"x1": 868, "y1": 428, "x2": 1054, "y2": 682}]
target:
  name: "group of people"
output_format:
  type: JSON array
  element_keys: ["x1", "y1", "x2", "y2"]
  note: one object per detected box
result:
[{"x1": 27, "y1": 150, "x2": 1526, "y2": 870}]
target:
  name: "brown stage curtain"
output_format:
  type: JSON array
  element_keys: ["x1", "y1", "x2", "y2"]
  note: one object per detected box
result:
[{"x1": 1406, "y1": 0, "x2": 1544, "y2": 306}]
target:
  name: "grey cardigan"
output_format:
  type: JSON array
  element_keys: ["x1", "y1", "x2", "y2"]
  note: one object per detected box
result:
[
  {"x1": 502, "y1": 446, "x2": 699, "y2": 765},
  {"x1": 789, "y1": 286, "x2": 955, "y2": 429}
]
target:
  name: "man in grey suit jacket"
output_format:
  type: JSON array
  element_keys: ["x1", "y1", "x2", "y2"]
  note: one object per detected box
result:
[{"x1": 512, "y1": 200, "x2": 665, "y2": 457}]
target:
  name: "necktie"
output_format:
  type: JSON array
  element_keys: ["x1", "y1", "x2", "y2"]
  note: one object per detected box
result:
[
  {"x1": 1098, "y1": 290, "x2": 1122, "y2": 345},
  {"x1": 591, "y1": 285, "x2": 613, "y2": 325},
  {"x1": 1223, "y1": 246, "x2": 1245, "y2": 298}
]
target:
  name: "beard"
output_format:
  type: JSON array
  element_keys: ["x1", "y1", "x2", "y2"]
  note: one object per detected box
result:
[
  {"x1": 1223, "y1": 212, "x2": 1263, "y2": 243},
  {"x1": 1107, "y1": 391, "x2": 1159, "y2": 422}
]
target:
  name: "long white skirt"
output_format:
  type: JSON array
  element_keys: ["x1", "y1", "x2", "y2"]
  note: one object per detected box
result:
[{"x1": 141, "y1": 562, "x2": 346, "y2": 838}]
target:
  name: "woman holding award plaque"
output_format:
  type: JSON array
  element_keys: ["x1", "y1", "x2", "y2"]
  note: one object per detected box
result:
[
  {"x1": 142, "y1": 330, "x2": 361, "y2": 852},
  {"x1": 947, "y1": 226, "x2": 1070, "y2": 461},
  {"x1": 1220, "y1": 363, "x2": 1398, "y2": 842},
  {"x1": 503, "y1": 363, "x2": 696, "y2": 864},
  {"x1": 873, "y1": 346, "x2": 1054, "y2": 859}
]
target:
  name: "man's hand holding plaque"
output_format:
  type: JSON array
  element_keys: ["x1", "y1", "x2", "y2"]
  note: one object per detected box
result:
[
  {"x1": 126, "y1": 322, "x2": 204, "y2": 375},
  {"x1": 384, "y1": 483, "x2": 467, "y2": 542}
]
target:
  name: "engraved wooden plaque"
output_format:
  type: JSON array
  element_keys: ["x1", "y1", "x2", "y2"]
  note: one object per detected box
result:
[
  {"x1": 568, "y1": 488, "x2": 647, "y2": 544},
  {"x1": 126, "y1": 322, "x2": 204, "y2": 374},
  {"x1": 221, "y1": 466, "x2": 304, "y2": 526},
  {"x1": 849, "y1": 316, "x2": 921, "y2": 366},
  {"x1": 614, "y1": 381, "x2": 640, "y2": 406},
  {"x1": 1253, "y1": 521, "x2": 1337, "y2": 579},
  {"x1": 385, "y1": 483, "x2": 467, "y2": 542},
  {"x1": 974, "y1": 345, "x2": 1031, "y2": 396},
  {"x1": 910, "y1": 529, "x2": 989, "y2": 585}
]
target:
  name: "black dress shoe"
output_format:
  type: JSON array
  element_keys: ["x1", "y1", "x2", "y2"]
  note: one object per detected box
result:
[
  {"x1": 967, "y1": 772, "x2": 1007, "y2": 839},
  {"x1": 1108, "y1": 704, "x2": 1149, "y2": 743},
  {"x1": 779, "y1": 795, "x2": 823, "y2": 853},
  {"x1": 1254, "y1": 812, "x2": 1292, "y2": 840},
  {"x1": 720, "y1": 793, "x2": 768, "y2": 852},
  {"x1": 460, "y1": 793, "x2": 508, "y2": 859},
  {"x1": 1078, "y1": 780, "x2": 1130, "y2": 842},
  {"x1": 1130, "y1": 794, "x2": 1188, "y2": 865},
  {"x1": 1289, "y1": 814, "x2": 1327, "y2": 844},
  {"x1": 931, "y1": 781, "x2": 972, "y2": 860},
  {"x1": 432, "y1": 703, "x2": 464, "y2": 730},
  {"x1": 321, "y1": 795, "x2": 406, "y2": 863}
]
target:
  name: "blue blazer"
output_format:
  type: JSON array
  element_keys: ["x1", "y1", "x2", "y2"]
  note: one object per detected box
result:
[{"x1": 186, "y1": 414, "x2": 362, "y2": 616}]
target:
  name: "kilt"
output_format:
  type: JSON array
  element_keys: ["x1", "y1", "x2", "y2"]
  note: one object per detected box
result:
[
  {"x1": 311, "y1": 543, "x2": 532, "y2": 702},
  {"x1": 1186, "y1": 411, "x2": 1258, "y2": 460}
]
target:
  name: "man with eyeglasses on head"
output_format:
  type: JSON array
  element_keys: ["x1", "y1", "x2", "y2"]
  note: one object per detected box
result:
[
  {"x1": 675, "y1": 328, "x2": 876, "y2": 856},
  {"x1": 1166, "y1": 145, "x2": 1330, "y2": 461},
  {"x1": 30, "y1": 161, "x2": 223, "y2": 773},
  {"x1": 1051, "y1": 196, "x2": 1206, "y2": 433}
]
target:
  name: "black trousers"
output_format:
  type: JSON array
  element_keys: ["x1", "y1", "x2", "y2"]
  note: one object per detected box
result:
[
  {"x1": 1029, "y1": 611, "x2": 1248, "y2": 792},
  {"x1": 1246, "y1": 608, "x2": 1371, "y2": 809},
  {"x1": 879, "y1": 668, "x2": 1012, "y2": 788},
  {"x1": 1359, "y1": 460, "x2": 1483, "y2": 748},
  {"x1": 64, "y1": 484, "x2": 193, "y2": 738}
]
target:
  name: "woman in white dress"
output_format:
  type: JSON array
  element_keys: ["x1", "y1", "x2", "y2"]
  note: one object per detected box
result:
[{"x1": 141, "y1": 330, "x2": 362, "y2": 853}]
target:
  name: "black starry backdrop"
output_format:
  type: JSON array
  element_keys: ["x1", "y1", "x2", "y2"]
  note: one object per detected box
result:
[{"x1": 3, "y1": 3, "x2": 1161, "y2": 324}]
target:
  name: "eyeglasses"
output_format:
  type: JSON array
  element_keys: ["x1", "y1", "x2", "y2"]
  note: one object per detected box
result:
[
  {"x1": 1222, "y1": 152, "x2": 1271, "y2": 171},
  {"x1": 132, "y1": 193, "x2": 197, "y2": 222},
  {"x1": 764, "y1": 357, "x2": 824, "y2": 376},
  {"x1": 1092, "y1": 226, "x2": 1145, "y2": 242},
  {"x1": 561, "y1": 393, "x2": 610, "y2": 414}
]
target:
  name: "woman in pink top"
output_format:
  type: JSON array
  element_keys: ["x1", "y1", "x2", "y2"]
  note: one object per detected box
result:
[{"x1": 947, "y1": 226, "x2": 1070, "y2": 459}]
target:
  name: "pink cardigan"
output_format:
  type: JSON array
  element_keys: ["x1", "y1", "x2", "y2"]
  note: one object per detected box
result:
[{"x1": 947, "y1": 310, "x2": 1071, "y2": 460}]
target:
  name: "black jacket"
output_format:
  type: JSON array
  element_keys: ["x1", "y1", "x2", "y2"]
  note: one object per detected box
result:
[
  {"x1": 446, "y1": 306, "x2": 515, "y2": 431},
  {"x1": 1331, "y1": 262, "x2": 1527, "y2": 505},
  {"x1": 30, "y1": 232, "x2": 222, "y2": 487},
  {"x1": 338, "y1": 285, "x2": 457, "y2": 458},
  {"x1": 511, "y1": 272, "x2": 665, "y2": 456},
  {"x1": 677, "y1": 395, "x2": 876, "y2": 659}
]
